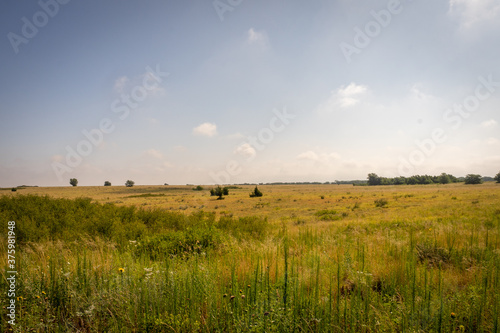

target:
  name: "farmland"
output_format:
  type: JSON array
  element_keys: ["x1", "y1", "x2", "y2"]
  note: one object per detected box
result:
[{"x1": 1, "y1": 183, "x2": 500, "y2": 332}]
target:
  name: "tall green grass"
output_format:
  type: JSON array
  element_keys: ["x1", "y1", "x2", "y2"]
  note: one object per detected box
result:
[{"x1": 1, "y1": 194, "x2": 499, "y2": 331}]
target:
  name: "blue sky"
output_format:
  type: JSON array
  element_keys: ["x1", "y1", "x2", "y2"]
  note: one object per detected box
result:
[{"x1": 1, "y1": 0, "x2": 499, "y2": 186}]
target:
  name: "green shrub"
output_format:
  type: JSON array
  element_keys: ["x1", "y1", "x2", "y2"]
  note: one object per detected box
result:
[
  {"x1": 135, "y1": 226, "x2": 223, "y2": 259},
  {"x1": 249, "y1": 186, "x2": 263, "y2": 197},
  {"x1": 314, "y1": 209, "x2": 342, "y2": 221},
  {"x1": 374, "y1": 198, "x2": 389, "y2": 207},
  {"x1": 0, "y1": 195, "x2": 215, "y2": 244}
]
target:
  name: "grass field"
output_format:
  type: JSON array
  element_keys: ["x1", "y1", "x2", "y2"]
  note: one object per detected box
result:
[{"x1": 1, "y1": 183, "x2": 499, "y2": 332}]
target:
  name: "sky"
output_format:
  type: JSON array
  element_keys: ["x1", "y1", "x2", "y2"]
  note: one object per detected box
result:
[{"x1": 0, "y1": 0, "x2": 499, "y2": 187}]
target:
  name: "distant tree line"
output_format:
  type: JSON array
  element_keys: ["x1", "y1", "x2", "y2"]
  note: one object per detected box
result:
[{"x1": 366, "y1": 173, "x2": 497, "y2": 186}]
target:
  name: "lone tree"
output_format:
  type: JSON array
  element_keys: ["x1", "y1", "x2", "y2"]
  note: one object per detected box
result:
[
  {"x1": 494, "y1": 171, "x2": 500, "y2": 183},
  {"x1": 125, "y1": 180, "x2": 135, "y2": 187},
  {"x1": 210, "y1": 185, "x2": 227, "y2": 200},
  {"x1": 69, "y1": 178, "x2": 78, "y2": 187},
  {"x1": 104, "y1": 181, "x2": 111, "y2": 186},
  {"x1": 464, "y1": 174, "x2": 482, "y2": 185},
  {"x1": 249, "y1": 186, "x2": 263, "y2": 197}
]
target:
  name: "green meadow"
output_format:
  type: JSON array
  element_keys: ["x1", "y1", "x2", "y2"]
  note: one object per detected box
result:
[{"x1": 1, "y1": 183, "x2": 499, "y2": 332}]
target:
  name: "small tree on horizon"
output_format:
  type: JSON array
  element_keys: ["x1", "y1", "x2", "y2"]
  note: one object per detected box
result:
[
  {"x1": 104, "y1": 181, "x2": 111, "y2": 186},
  {"x1": 69, "y1": 178, "x2": 78, "y2": 187},
  {"x1": 249, "y1": 186, "x2": 263, "y2": 198},
  {"x1": 125, "y1": 180, "x2": 135, "y2": 187}
]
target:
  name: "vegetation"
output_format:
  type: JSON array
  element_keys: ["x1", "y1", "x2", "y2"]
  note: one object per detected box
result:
[
  {"x1": 494, "y1": 171, "x2": 500, "y2": 183},
  {"x1": 465, "y1": 174, "x2": 483, "y2": 185},
  {"x1": 104, "y1": 181, "x2": 111, "y2": 186},
  {"x1": 1, "y1": 184, "x2": 499, "y2": 332},
  {"x1": 125, "y1": 180, "x2": 135, "y2": 187},
  {"x1": 69, "y1": 178, "x2": 78, "y2": 187},
  {"x1": 193, "y1": 185, "x2": 204, "y2": 191},
  {"x1": 249, "y1": 186, "x2": 263, "y2": 197},
  {"x1": 210, "y1": 185, "x2": 228, "y2": 200},
  {"x1": 367, "y1": 173, "x2": 460, "y2": 186}
]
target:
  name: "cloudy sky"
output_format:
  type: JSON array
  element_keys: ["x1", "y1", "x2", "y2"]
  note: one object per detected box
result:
[{"x1": 1, "y1": 0, "x2": 499, "y2": 187}]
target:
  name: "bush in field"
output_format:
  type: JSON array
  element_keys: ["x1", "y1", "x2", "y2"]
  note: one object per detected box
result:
[
  {"x1": 104, "y1": 181, "x2": 111, "y2": 186},
  {"x1": 249, "y1": 186, "x2": 263, "y2": 197},
  {"x1": 210, "y1": 185, "x2": 227, "y2": 200},
  {"x1": 374, "y1": 198, "x2": 389, "y2": 207},
  {"x1": 464, "y1": 174, "x2": 482, "y2": 185},
  {"x1": 315, "y1": 209, "x2": 342, "y2": 221},
  {"x1": 69, "y1": 178, "x2": 78, "y2": 186},
  {"x1": 125, "y1": 180, "x2": 135, "y2": 187},
  {"x1": 193, "y1": 185, "x2": 203, "y2": 191}
]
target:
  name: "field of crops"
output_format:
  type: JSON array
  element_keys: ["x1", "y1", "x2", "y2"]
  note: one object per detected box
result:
[{"x1": 1, "y1": 183, "x2": 499, "y2": 332}]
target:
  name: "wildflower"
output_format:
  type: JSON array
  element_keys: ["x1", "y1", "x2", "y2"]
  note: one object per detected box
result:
[
  {"x1": 451, "y1": 312, "x2": 456, "y2": 319},
  {"x1": 36, "y1": 296, "x2": 40, "y2": 299},
  {"x1": 16, "y1": 296, "x2": 23, "y2": 301},
  {"x1": 223, "y1": 294, "x2": 228, "y2": 298},
  {"x1": 241, "y1": 295, "x2": 246, "y2": 299},
  {"x1": 41, "y1": 291, "x2": 46, "y2": 295},
  {"x1": 247, "y1": 285, "x2": 251, "y2": 288},
  {"x1": 118, "y1": 268, "x2": 125, "y2": 273},
  {"x1": 230, "y1": 295, "x2": 235, "y2": 300}
]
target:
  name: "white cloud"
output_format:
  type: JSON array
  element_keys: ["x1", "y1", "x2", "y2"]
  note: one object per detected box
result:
[
  {"x1": 481, "y1": 119, "x2": 498, "y2": 128},
  {"x1": 449, "y1": 0, "x2": 500, "y2": 29},
  {"x1": 193, "y1": 122, "x2": 218, "y2": 137},
  {"x1": 297, "y1": 151, "x2": 319, "y2": 161},
  {"x1": 247, "y1": 28, "x2": 267, "y2": 44},
  {"x1": 234, "y1": 143, "x2": 256, "y2": 159},
  {"x1": 316, "y1": 83, "x2": 368, "y2": 113},
  {"x1": 114, "y1": 76, "x2": 129, "y2": 93},
  {"x1": 142, "y1": 71, "x2": 166, "y2": 96},
  {"x1": 144, "y1": 148, "x2": 163, "y2": 159}
]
